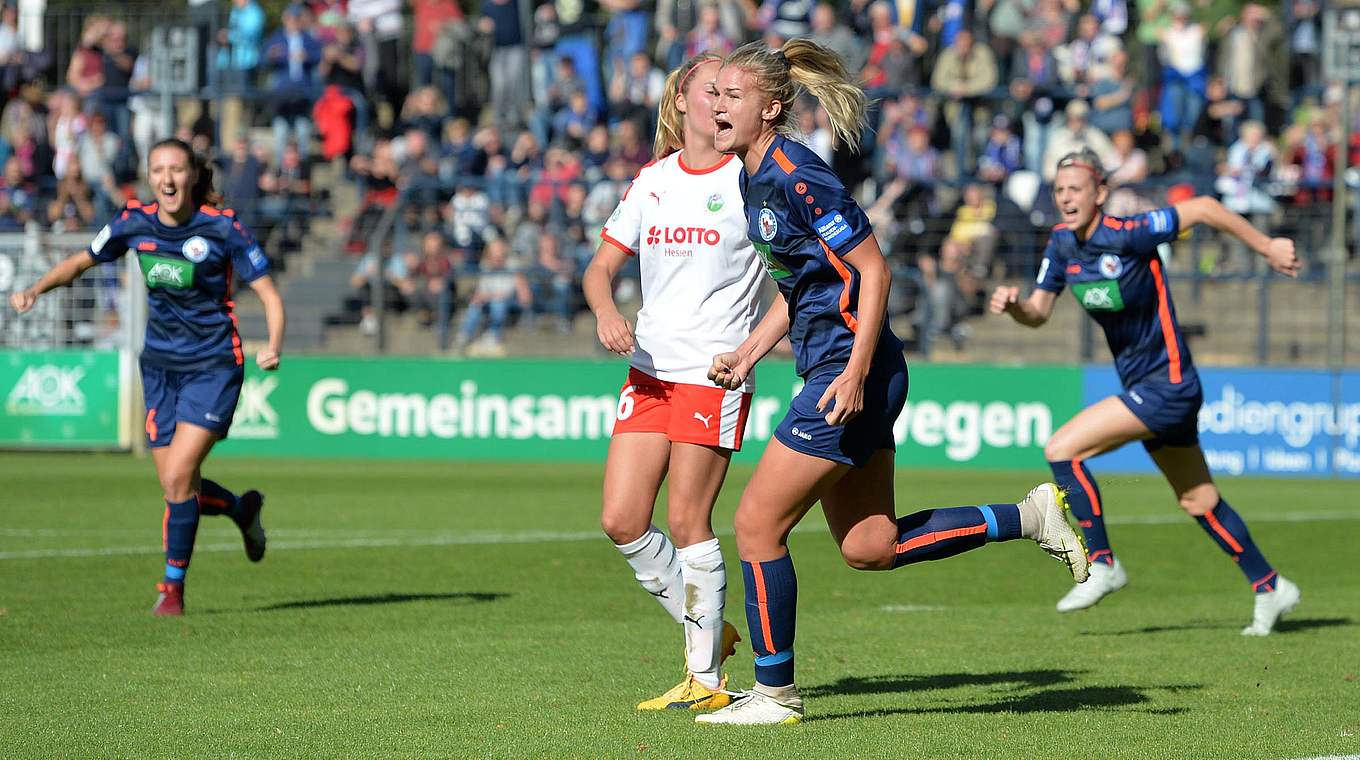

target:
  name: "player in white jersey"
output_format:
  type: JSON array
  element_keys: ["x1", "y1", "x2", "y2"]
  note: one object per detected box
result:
[{"x1": 583, "y1": 52, "x2": 773, "y2": 711}]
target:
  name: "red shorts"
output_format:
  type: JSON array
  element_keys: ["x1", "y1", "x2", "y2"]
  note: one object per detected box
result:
[{"x1": 612, "y1": 368, "x2": 753, "y2": 450}]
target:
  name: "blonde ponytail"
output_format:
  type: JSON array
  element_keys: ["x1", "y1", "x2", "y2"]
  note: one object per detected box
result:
[
  {"x1": 724, "y1": 39, "x2": 868, "y2": 153},
  {"x1": 653, "y1": 52, "x2": 724, "y2": 160}
]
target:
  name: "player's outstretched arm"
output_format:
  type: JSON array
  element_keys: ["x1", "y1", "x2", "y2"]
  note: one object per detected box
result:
[
  {"x1": 989, "y1": 286, "x2": 1057, "y2": 328},
  {"x1": 583, "y1": 240, "x2": 635, "y2": 356},
  {"x1": 8, "y1": 251, "x2": 97, "y2": 313},
  {"x1": 249, "y1": 274, "x2": 286, "y2": 371},
  {"x1": 709, "y1": 292, "x2": 790, "y2": 391},
  {"x1": 1174, "y1": 196, "x2": 1300, "y2": 277}
]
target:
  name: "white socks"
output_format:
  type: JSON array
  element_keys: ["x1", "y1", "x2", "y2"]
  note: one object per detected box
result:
[
  {"x1": 616, "y1": 526, "x2": 685, "y2": 624},
  {"x1": 615, "y1": 529, "x2": 727, "y2": 690},
  {"x1": 676, "y1": 538, "x2": 726, "y2": 689}
]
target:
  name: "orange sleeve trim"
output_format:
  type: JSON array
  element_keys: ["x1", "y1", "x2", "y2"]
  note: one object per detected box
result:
[
  {"x1": 599, "y1": 231, "x2": 637, "y2": 257},
  {"x1": 771, "y1": 147, "x2": 797, "y2": 174},
  {"x1": 1148, "y1": 259, "x2": 1182, "y2": 384},
  {"x1": 818, "y1": 241, "x2": 859, "y2": 332}
]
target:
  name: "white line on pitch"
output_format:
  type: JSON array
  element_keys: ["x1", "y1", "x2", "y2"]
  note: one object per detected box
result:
[
  {"x1": 0, "y1": 510, "x2": 1355, "y2": 561},
  {"x1": 880, "y1": 604, "x2": 946, "y2": 613}
]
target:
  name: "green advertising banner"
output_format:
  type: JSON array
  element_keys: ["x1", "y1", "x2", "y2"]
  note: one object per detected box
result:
[
  {"x1": 1, "y1": 350, "x2": 124, "y2": 448},
  {"x1": 217, "y1": 357, "x2": 1083, "y2": 469}
]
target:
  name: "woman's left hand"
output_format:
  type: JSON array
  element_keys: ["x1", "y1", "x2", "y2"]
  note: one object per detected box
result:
[
  {"x1": 256, "y1": 349, "x2": 281, "y2": 371},
  {"x1": 816, "y1": 369, "x2": 866, "y2": 427},
  {"x1": 1264, "y1": 237, "x2": 1300, "y2": 278}
]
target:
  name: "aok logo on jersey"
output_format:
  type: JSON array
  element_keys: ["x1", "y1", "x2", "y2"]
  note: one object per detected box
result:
[
  {"x1": 1071, "y1": 280, "x2": 1125, "y2": 312},
  {"x1": 139, "y1": 255, "x2": 195, "y2": 290},
  {"x1": 5, "y1": 364, "x2": 86, "y2": 415}
]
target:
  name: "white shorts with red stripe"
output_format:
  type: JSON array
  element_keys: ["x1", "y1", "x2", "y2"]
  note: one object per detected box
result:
[{"x1": 612, "y1": 368, "x2": 753, "y2": 451}]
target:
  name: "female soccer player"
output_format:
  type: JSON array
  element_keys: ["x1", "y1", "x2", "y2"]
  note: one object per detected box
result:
[
  {"x1": 583, "y1": 52, "x2": 764, "y2": 711},
  {"x1": 989, "y1": 149, "x2": 1301, "y2": 634},
  {"x1": 695, "y1": 40, "x2": 1089, "y2": 726},
  {"x1": 10, "y1": 138, "x2": 285, "y2": 617}
]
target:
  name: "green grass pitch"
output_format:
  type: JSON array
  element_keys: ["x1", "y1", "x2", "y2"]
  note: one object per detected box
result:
[{"x1": 1, "y1": 453, "x2": 1357, "y2": 759}]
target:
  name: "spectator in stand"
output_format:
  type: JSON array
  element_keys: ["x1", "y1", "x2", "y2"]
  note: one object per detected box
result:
[
  {"x1": 439, "y1": 118, "x2": 479, "y2": 187},
  {"x1": 555, "y1": 0, "x2": 606, "y2": 122},
  {"x1": 797, "y1": 105, "x2": 833, "y2": 164},
  {"x1": 455, "y1": 238, "x2": 532, "y2": 356},
  {"x1": 447, "y1": 179, "x2": 492, "y2": 252},
  {"x1": 260, "y1": 140, "x2": 313, "y2": 248},
  {"x1": 931, "y1": 29, "x2": 999, "y2": 176},
  {"x1": 264, "y1": 5, "x2": 323, "y2": 164},
  {"x1": 219, "y1": 136, "x2": 264, "y2": 216},
  {"x1": 583, "y1": 155, "x2": 632, "y2": 231},
  {"x1": 1011, "y1": 32, "x2": 1059, "y2": 94},
  {"x1": 986, "y1": 0, "x2": 1029, "y2": 72},
  {"x1": 1091, "y1": 0, "x2": 1129, "y2": 36},
  {"x1": 884, "y1": 124, "x2": 939, "y2": 187},
  {"x1": 485, "y1": 130, "x2": 541, "y2": 209},
  {"x1": 947, "y1": 183, "x2": 1000, "y2": 278},
  {"x1": 411, "y1": 230, "x2": 457, "y2": 347},
  {"x1": 977, "y1": 114, "x2": 1022, "y2": 185},
  {"x1": 613, "y1": 119, "x2": 649, "y2": 171},
  {"x1": 47, "y1": 156, "x2": 96, "y2": 231},
  {"x1": 481, "y1": 0, "x2": 530, "y2": 129},
  {"x1": 218, "y1": 0, "x2": 266, "y2": 93},
  {"x1": 603, "y1": 0, "x2": 652, "y2": 78},
  {"x1": 1031, "y1": 0, "x2": 1073, "y2": 49},
  {"x1": 400, "y1": 87, "x2": 449, "y2": 141},
  {"x1": 0, "y1": 157, "x2": 37, "y2": 229},
  {"x1": 66, "y1": 16, "x2": 107, "y2": 100},
  {"x1": 530, "y1": 232, "x2": 576, "y2": 332},
  {"x1": 1195, "y1": 74, "x2": 1247, "y2": 149},
  {"x1": 350, "y1": 247, "x2": 416, "y2": 335},
  {"x1": 1284, "y1": 117, "x2": 1332, "y2": 203},
  {"x1": 757, "y1": 0, "x2": 812, "y2": 39},
  {"x1": 683, "y1": 2, "x2": 738, "y2": 61},
  {"x1": 553, "y1": 90, "x2": 596, "y2": 149},
  {"x1": 919, "y1": 237, "x2": 978, "y2": 346},
  {"x1": 347, "y1": 137, "x2": 399, "y2": 250},
  {"x1": 77, "y1": 112, "x2": 120, "y2": 220},
  {"x1": 310, "y1": 0, "x2": 348, "y2": 42},
  {"x1": 809, "y1": 2, "x2": 865, "y2": 72},
  {"x1": 1215, "y1": 120, "x2": 1277, "y2": 217},
  {"x1": 93, "y1": 21, "x2": 135, "y2": 146},
  {"x1": 319, "y1": 20, "x2": 368, "y2": 147},
  {"x1": 347, "y1": 0, "x2": 405, "y2": 120},
  {"x1": 530, "y1": 145, "x2": 583, "y2": 210},
  {"x1": 1042, "y1": 100, "x2": 1117, "y2": 181},
  {"x1": 1058, "y1": 14, "x2": 1119, "y2": 89},
  {"x1": 533, "y1": 55, "x2": 584, "y2": 144},
  {"x1": 860, "y1": 3, "x2": 926, "y2": 95},
  {"x1": 1288, "y1": 0, "x2": 1320, "y2": 90},
  {"x1": 48, "y1": 90, "x2": 84, "y2": 182},
  {"x1": 608, "y1": 51, "x2": 664, "y2": 128},
  {"x1": 1088, "y1": 48, "x2": 1134, "y2": 137},
  {"x1": 1217, "y1": 3, "x2": 1272, "y2": 126},
  {"x1": 580, "y1": 124, "x2": 612, "y2": 181},
  {"x1": 411, "y1": 0, "x2": 462, "y2": 107},
  {"x1": 511, "y1": 200, "x2": 550, "y2": 260},
  {"x1": 1159, "y1": 1, "x2": 1206, "y2": 153},
  {"x1": 1106, "y1": 129, "x2": 1149, "y2": 187}
]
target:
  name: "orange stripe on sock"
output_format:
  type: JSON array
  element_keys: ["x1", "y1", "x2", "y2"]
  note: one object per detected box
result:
[
  {"x1": 750, "y1": 561, "x2": 777, "y2": 655},
  {"x1": 162, "y1": 505, "x2": 170, "y2": 552},
  {"x1": 1203, "y1": 510, "x2": 1244, "y2": 554},
  {"x1": 895, "y1": 524, "x2": 987, "y2": 555},
  {"x1": 1071, "y1": 458, "x2": 1102, "y2": 517},
  {"x1": 199, "y1": 495, "x2": 230, "y2": 511}
]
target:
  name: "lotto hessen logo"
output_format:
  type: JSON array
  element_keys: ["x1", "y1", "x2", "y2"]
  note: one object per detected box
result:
[
  {"x1": 1071, "y1": 280, "x2": 1124, "y2": 311},
  {"x1": 645, "y1": 226, "x2": 721, "y2": 246},
  {"x1": 5, "y1": 364, "x2": 86, "y2": 415},
  {"x1": 229, "y1": 376, "x2": 280, "y2": 439}
]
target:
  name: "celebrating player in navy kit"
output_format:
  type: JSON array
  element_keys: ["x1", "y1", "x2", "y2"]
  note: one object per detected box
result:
[
  {"x1": 696, "y1": 40, "x2": 1089, "y2": 726},
  {"x1": 10, "y1": 138, "x2": 286, "y2": 616},
  {"x1": 990, "y1": 149, "x2": 1301, "y2": 635}
]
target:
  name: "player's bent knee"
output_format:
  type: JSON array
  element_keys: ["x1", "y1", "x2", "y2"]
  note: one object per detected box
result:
[
  {"x1": 1177, "y1": 484, "x2": 1219, "y2": 516},
  {"x1": 839, "y1": 535, "x2": 894, "y2": 571},
  {"x1": 157, "y1": 468, "x2": 196, "y2": 502},
  {"x1": 600, "y1": 510, "x2": 649, "y2": 546},
  {"x1": 1043, "y1": 437, "x2": 1074, "y2": 463},
  {"x1": 666, "y1": 512, "x2": 712, "y2": 548}
]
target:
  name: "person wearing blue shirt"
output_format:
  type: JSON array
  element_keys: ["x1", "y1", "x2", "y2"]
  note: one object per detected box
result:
[
  {"x1": 263, "y1": 4, "x2": 323, "y2": 163},
  {"x1": 697, "y1": 39, "x2": 1089, "y2": 726},
  {"x1": 990, "y1": 148, "x2": 1302, "y2": 635},
  {"x1": 10, "y1": 138, "x2": 287, "y2": 617}
]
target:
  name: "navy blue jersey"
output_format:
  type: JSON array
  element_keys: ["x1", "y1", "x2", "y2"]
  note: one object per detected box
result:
[
  {"x1": 88, "y1": 201, "x2": 271, "y2": 370},
  {"x1": 1036, "y1": 208, "x2": 1194, "y2": 387},
  {"x1": 740, "y1": 135, "x2": 900, "y2": 377}
]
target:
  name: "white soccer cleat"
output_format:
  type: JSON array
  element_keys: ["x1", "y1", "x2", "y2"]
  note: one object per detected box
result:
[
  {"x1": 695, "y1": 688, "x2": 804, "y2": 726},
  {"x1": 1241, "y1": 575, "x2": 1300, "y2": 637},
  {"x1": 1056, "y1": 557, "x2": 1128, "y2": 612},
  {"x1": 1023, "y1": 482, "x2": 1091, "y2": 584}
]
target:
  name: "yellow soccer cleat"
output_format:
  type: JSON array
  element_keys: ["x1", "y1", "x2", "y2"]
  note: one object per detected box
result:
[
  {"x1": 719, "y1": 620, "x2": 741, "y2": 664},
  {"x1": 636, "y1": 673, "x2": 731, "y2": 711}
]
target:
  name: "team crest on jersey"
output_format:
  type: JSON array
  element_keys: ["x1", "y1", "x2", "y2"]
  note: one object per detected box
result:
[
  {"x1": 706, "y1": 193, "x2": 724, "y2": 213},
  {"x1": 758, "y1": 208, "x2": 778, "y2": 241},
  {"x1": 182, "y1": 236, "x2": 211, "y2": 263},
  {"x1": 1098, "y1": 253, "x2": 1123, "y2": 279}
]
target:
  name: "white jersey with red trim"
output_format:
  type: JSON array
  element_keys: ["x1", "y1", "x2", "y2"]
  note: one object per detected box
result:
[{"x1": 600, "y1": 151, "x2": 762, "y2": 391}]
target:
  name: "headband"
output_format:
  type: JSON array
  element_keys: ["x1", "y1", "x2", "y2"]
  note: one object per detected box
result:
[
  {"x1": 1057, "y1": 159, "x2": 1104, "y2": 183},
  {"x1": 677, "y1": 55, "x2": 721, "y2": 94}
]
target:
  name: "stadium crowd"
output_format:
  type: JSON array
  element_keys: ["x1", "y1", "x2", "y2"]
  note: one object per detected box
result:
[{"x1": 1, "y1": 0, "x2": 1348, "y2": 353}]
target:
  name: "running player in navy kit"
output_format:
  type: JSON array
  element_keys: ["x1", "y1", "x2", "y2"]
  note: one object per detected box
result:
[
  {"x1": 10, "y1": 138, "x2": 286, "y2": 616},
  {"x1": 696, "y1": 40, "x2": 1089, "y2": 726},
  {"x1": 990, "y1": 149, "x2": 1302, "y2": 635}
]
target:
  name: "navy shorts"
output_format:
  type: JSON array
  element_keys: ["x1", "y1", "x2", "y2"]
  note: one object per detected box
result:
[
  {"x1": 1118, "y1": 374, "x2": 1203, "y2": 452},
  {"x1": 774, "y1": 352, "x2": 909, "y2": 468},
  {"x1": 141, "y1": 358, "x2": 244, "y2": 447}
]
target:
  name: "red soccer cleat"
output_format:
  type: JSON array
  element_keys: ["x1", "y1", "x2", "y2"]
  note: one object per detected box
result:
[{"x1": 152, "y1": 582, "x2": 184, "y2": 616}]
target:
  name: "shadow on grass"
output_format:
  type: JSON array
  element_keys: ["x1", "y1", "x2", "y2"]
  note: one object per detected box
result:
[
  {"x1": 806, "y1": 671, "x2": 1200, "y2": 722},
  {"x1": 258, "y1": 592, "x2": 510, "y2": 611},
  {"x1": 1080, "y1": 617, "x2": 1353, "y2": 637}
]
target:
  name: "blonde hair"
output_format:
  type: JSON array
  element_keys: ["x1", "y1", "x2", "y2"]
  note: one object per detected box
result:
[
  {"x1": 654, "y1": 52, "x2": 724, "y2": 159},
  {"x1": 724, "y1": 39, "x2": 868, "y2": 153}
]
